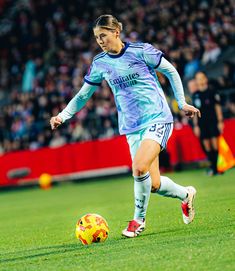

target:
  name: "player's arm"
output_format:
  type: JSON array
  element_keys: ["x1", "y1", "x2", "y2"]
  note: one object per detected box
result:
[
  {"x1": 214, "y1": 93, "x2": 224, "y2": 133},
  {"x1": 190, "y1": 94, "x2": 201, "y2": 137},
  {"x1": 156, "y1": 57, "x2": 201, "y2": 118},
  {"x1": 50, "y1": 82, "x2": 98, "y2": 130},
  {"x1": 192, "y1": 114, "x2": 201, "y2": 137}
]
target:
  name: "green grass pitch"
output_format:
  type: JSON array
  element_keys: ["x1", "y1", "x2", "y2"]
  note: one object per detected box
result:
[{"x1": 0, "y1": 168, "x2": 234, "y2": 271}]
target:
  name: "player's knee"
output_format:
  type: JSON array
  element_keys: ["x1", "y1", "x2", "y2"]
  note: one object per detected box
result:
[
  {"x1": 132, "y1": 160, "x2": 148, "y2": 176},
  {"x1": 151, "y1": 176, "x2": 161, "y2": 192},
  {"x1": 151, "y1": 183, "x2": 160, "y2": 192}
]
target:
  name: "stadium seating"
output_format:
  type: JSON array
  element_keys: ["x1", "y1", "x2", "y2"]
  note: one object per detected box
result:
[{"x1": 0, "y1": 0, "x2": 234, "y2": 154}]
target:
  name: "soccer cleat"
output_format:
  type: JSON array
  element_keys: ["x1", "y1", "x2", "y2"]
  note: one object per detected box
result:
[
  {"x1": 181, "y1": 186, "x2": 197, "y2": 224},
  {"x1": 122, "y1": 219, "x2": 146, "y2": 238}
]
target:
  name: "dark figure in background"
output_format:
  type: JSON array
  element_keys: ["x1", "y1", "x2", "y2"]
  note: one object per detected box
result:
[{"x1": 192, "y1": 72, "x2": 224, "y2": 176}]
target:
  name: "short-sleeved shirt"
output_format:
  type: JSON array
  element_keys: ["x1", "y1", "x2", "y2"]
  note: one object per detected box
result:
[
  {"x1": 192, "y1": 88, "x2": 221, "y2": 127},
  {"x1": 85, "y1": 42, "x2": 173, "y2": 135}
]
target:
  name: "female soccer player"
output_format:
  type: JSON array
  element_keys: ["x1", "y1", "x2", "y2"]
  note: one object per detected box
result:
[{"x1": 50, "y1": 15, "x2": 201, "y2": 238}]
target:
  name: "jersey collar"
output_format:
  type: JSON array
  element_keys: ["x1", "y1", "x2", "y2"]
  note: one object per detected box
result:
[{"x1": 107, "y1": 42, "x2": 129, "y2": 58}]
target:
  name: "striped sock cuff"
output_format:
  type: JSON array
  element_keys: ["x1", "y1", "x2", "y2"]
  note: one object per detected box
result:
[{"x1": 134, "y1": 172, "x2": 150, "y2": 182}]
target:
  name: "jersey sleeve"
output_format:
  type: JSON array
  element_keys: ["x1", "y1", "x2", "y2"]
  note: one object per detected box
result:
[
  {"x1": 157, "y1": 57, "x2": 186, "y2": 109},
  {"x1": 213, "y1": 92, "x2": 221, "y2": 105},
  {"x1": 142, "y1": 43, "x2": 164, "y2": 69},
  {"x1": 58, "y1": 83, "x2": 98, "y2": 122},
  {"x1": 84, "y1": 61, "x2": 103, "y2": 86}
]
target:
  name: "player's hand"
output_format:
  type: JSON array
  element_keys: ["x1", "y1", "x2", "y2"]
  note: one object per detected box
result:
[
  {"x1": 50, "y1": 116, "x2": 63, "y2": 130},
  {"x1": 182, "y1": 103, "x2": 201, "y2": 119}
]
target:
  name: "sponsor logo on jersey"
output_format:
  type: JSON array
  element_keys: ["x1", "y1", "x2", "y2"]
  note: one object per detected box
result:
[{"x1": 109, "y1": 72, "x2": 140, "y2": 88}]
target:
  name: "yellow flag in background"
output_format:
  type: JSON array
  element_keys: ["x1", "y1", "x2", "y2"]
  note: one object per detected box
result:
[{"x1": 217, "y1": 135, "x2": 235, "y2": 172}]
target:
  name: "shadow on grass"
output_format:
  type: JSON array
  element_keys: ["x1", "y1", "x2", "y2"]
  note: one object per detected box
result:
[
  {"x1": 0, "y1": 243, "x2": 82, "y2": 263},
  {"x1": 0, "y1": 234, "x2": 141, "y2": 264},
  {"x1": 1, "y1": 224, "x2": 215, "y2": 264},
  {"x1": 0, "y1": 236, "x2": 129, "y2": 264}
]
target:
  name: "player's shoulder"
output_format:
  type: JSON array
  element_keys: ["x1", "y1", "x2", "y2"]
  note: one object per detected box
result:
[
  {"x1": 128, "y1": 42, "x2": 157, "y2": 50},
  {"x1": 93, "y1": 51, "x2": 107, "y2": 62},
  {"x1": 128, "y1": 42, "x2": 156, "y2": 55},
  {"x1": 128, "y1": 42, "x2": 145, "y2": 49},
  {"x1": 128, "y1": 42, "x2": 161, "y2": 53}
]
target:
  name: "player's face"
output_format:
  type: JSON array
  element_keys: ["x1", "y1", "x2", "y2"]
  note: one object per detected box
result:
[
  {"x1": 93, "y1": 27, "x2": 120, "y2": 53},
  {"x1": 195, "y1": 72, "x2": 208, "y2": 89}
]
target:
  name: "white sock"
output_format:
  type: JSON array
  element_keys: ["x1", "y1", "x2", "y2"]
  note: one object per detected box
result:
[
  {"x1": 153, "y1": 176, "x2": 187, "y2": 201},
  {"x1": 133, "y1": 172, "x2": 151, "y2": 221}
]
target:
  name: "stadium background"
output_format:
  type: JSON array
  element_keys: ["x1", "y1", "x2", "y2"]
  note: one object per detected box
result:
[
  {"x1": 0, "y1": 0, "x2": 234, "y2": 186},
  {"x1": 0, "y1": 1, "x2": 235, "y2": 271}
]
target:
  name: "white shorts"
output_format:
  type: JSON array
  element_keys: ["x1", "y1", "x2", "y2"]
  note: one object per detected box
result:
[{"x1": 126, "y1": 123, "x2": 173, "y2": 159}]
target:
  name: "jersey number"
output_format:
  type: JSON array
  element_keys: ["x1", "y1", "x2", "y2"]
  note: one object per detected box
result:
[{"x1": 149, "y1": 124, "x2": 164, "y2": 137}]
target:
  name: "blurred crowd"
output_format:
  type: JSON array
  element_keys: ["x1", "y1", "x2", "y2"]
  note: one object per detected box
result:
[{"x1": 0, "y1": 0, "x2": 234, "y2": 154}]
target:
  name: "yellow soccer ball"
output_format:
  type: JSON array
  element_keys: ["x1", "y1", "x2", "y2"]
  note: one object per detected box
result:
[
  {"x1": 75, "y1": 214, "x2": 109, "y2": 245},
  {"x1": 39, "y1": 173, "x2": 52, "y2": 190}
]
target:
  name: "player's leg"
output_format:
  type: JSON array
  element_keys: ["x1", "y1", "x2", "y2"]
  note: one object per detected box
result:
[
  {"x1": 150, "y1": 156, "x2": 196, "y2": 224},
  {"x1": 122, "y1": 138, "x2": 160, "y2": 237},
  {"x1": 132, "y1": 139, "x2": 161, "y2": 216},
  {"x1": 143, "y1": 123, "x2": 190, "y2": 200},
  {"x1": 210, "y1": 136, "x2": 219, "y2": 174},
  {"x1": 202, "y1": 138, "x2": 214, "y2": 175},
  {"x1": 149, "y1": 157, "x2": 160, "y2": 191},
  {"x1": 202, "y1": 138, "x2": 211, "y2": 152},
  {"x1": 201, "y1": 123, "x2": 220, "y2": 175},
  {"x1": 150, "y1": 157, "x2": 187, "y2": 200},
  {"x1": 123, "y1": 123, "x2": 196, "y2": 238},
  {"x1": 123, "y1": 124, "x2": 178, "y2": 237},
  {"x1": 147, "y1": 123, "x2": 196, "y2": 224}
]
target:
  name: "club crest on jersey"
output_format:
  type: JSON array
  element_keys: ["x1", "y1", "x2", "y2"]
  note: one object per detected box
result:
[{"x1": 128, "y1": 61, "x2": 139, "y2": 68}]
